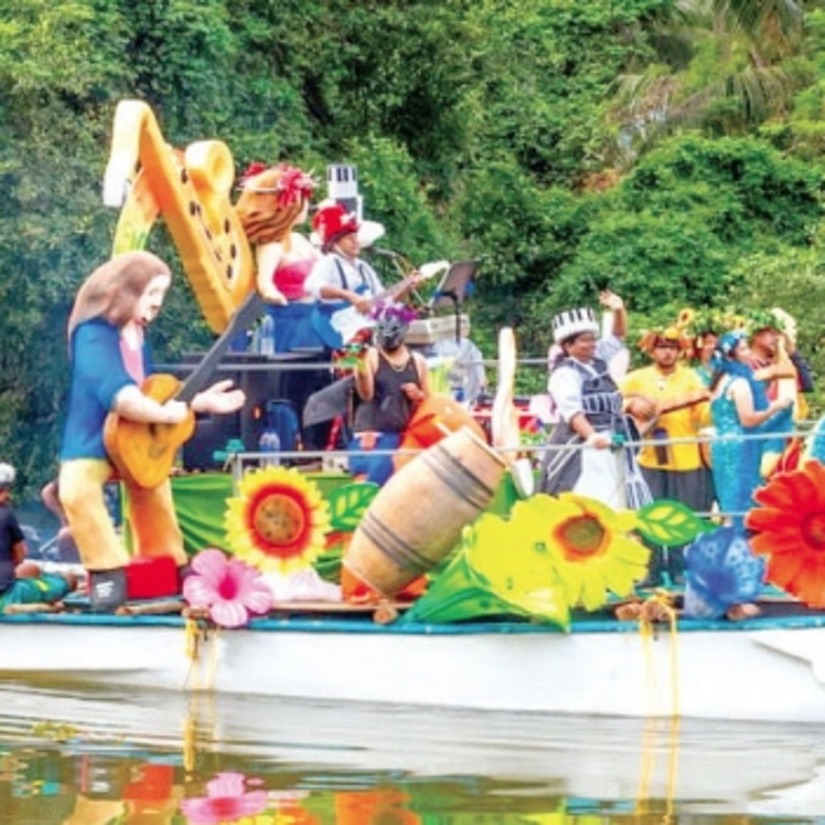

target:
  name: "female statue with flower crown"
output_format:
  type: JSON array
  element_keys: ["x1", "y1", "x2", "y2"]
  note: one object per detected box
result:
[{"x1": 234, "y1": 163, "x2": 322, "y2": 353}]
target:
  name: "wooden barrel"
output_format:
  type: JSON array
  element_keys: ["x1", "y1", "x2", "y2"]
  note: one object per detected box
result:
[{"x1": 342, "y1": 426, "x2": 506, "y2": 601}]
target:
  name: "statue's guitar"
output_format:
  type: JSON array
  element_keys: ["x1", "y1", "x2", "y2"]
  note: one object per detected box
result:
[{"x1": 103, "y1": 294, "x2": 265, "y2": 489}]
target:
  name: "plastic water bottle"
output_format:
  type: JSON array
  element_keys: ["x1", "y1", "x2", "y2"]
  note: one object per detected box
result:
[
  {"x1": 258, "y1": 315, "x2": 275, "y2": 356},
  {"x1": 259, "y1": 428, "x2": 281, "y2": 467}
]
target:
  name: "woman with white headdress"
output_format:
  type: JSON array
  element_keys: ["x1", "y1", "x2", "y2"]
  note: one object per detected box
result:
[{"x1": 540, "y1": 291, "x2": 651, "y2": 509}]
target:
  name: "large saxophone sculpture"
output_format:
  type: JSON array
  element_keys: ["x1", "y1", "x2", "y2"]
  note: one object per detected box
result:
[{"x1": 103, "y1": 99, "x2": 255, "y2": 333}]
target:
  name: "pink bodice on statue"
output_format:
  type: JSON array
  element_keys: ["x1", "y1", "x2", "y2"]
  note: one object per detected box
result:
[{"x1": 274, "y1": 259, "x2": 316, "y2": 301}]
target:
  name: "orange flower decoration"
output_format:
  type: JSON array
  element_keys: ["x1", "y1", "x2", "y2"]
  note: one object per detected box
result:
[{"x1": 746, "y1": 460, "x2": 825, "y2": 607}]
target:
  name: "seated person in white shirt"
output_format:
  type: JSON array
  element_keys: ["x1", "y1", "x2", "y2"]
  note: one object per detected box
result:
[
  {"x1": 306, "y1": 204, "x2": 424, "y2": 350},
  {"x1": 305, "y1": 204, "x2": 385, "y2": 349}
]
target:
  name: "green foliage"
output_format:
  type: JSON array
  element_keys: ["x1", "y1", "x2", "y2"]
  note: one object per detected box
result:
[
  {"x1": 344, "y1": 135, "x2": 458, "y2": 264},
  {"x1": 491, "y1": 132, "x2": 824, "y2": 356},
  {"x1": 465, "y1": 0, "x2": 670, "y2": 185}
]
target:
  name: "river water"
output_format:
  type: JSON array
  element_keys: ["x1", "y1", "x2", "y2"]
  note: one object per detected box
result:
[{"x1": 1, "y1": 680, "x2": 824, "y2": 823}]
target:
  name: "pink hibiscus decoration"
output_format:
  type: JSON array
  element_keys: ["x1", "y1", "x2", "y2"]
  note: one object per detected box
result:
[
  {"x1": 180, "y1": 771, "x2": 268, "y2": 825},
  {"x1": 183, "y1": 549, "x2": 273, "y2": 628}
]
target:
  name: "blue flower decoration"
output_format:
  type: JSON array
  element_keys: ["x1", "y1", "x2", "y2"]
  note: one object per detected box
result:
[{"x1": 683, "y1": 526, "x2": 765, "y2": 618}]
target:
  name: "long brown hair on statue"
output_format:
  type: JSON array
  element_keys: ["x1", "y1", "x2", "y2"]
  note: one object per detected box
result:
[
  {"x1": 235, "y1": 165, "x2": 315, "y2": 247},
  {"x1": 68, "y1": 251, "x2": 171, "y2": 338}
]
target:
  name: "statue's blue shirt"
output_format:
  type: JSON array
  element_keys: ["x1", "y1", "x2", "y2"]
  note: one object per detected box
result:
[{"x1": 60, "y1": 319, "x2": 152, "y2": 460}]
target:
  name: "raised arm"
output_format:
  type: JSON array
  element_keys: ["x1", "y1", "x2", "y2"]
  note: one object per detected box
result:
[{"x1": 599, "y1": 290, "x2": 627, "y2": 340}]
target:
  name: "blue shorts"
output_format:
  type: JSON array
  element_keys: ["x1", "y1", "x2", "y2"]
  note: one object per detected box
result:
[
  {"x1": 0, "y1": 573, "x2": 72, "y2": 608},
  {"x1": 347, "y1": 432, "x2": 402, "y2": 486}
]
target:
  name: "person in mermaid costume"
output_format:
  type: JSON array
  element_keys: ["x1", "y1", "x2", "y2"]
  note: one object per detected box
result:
[{"x1": 709, "y1": 329, "x2": 793, "y2": 526}]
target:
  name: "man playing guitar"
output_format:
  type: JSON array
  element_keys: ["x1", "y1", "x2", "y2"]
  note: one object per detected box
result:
[
  {"x1": 620, "y1": 327, "x2": 712, "y2": 586},
  {"x1": 306, "y1": 203, "x2": 423, "y2": 349}
]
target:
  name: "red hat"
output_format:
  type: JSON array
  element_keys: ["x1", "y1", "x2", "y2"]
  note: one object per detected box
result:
[{"x1": 312, "y1": 203, "x2": 359, "y2": 251}]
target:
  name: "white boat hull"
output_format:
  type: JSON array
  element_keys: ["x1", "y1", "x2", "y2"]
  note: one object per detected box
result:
[{"x1": 3, "y1": 611, "x2": 825, "y2": 722}]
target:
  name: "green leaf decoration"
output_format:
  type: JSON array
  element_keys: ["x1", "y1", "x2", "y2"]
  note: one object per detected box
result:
[
  {"x1": 636, "y1": 499, "x2": 715, "y2": 547},
  {"x1": 313, "y1": 545, "x2": 342, "y2": 583},
  {"x1": 327, "y1": 482, "x2": 380, "y2": 531},
  {"x1": 400, "y1": 548, "x2": 570, "y2": 630}
]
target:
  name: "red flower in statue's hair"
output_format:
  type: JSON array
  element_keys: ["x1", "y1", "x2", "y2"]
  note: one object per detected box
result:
[
  {"x1": 274, "y1": 164, "x2": 316, "y2": 208},
  {"x1": 746, "y1": 460, "x2": 825, "y2": 607},
  {"x1": 239, "y1": 161, "x2": 268, "y2": 186},
  {"x1": 239, "y1": 162, "x2": 316, "y2": 207}
]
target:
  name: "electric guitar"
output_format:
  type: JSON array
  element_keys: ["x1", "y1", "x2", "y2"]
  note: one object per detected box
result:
[
  {"x1": 311, "y1": 260, "x2": 449, "y2": 349},
  {"x1": 103, "y1": 293, "x2": 265, "y2": 489}
]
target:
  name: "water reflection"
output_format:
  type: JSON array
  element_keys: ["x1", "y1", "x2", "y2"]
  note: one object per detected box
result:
[{"x1": 1, "y1": 680, "x2": 824, "y2": 823}]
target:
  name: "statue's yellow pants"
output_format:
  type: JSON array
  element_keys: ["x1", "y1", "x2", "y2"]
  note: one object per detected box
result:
[{"x1": 59, "y1": 459, "x2": 187, "y2": 571}]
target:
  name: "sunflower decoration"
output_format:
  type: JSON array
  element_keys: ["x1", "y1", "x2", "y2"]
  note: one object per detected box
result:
[
  {"x1": 745, "y1": 460, "x2": 825, "y2": 607},
  {"x1": 537, "y1": 493, "x2": 650, "y2": 610},
  {"x1": 225, "y1": 466, "x2": 331, "y2": 573}
]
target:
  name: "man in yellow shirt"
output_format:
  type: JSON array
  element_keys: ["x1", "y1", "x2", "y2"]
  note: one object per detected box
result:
[{"x1": 621, "y1": 328, "x2": 712, "y2": 586}]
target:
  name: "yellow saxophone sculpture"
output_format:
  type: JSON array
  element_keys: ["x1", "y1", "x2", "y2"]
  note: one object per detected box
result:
[{"x1": 103, "y1": 99, "x2": 255, "y2": 333}]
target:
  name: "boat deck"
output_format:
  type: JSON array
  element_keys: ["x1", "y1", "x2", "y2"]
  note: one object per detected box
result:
[{"x1": 2, "y1": 594, "x2": 825, "y2": 634}]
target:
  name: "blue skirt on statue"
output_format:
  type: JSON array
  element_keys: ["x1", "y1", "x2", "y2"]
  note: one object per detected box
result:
[{"x1": 268, "y1": 302, "x2": 324, "y2": 353}]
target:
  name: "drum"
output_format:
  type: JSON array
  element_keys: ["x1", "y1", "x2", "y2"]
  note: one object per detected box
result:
[{"x1": 342, "y1": 426, "x2": 506, "y2": 601}]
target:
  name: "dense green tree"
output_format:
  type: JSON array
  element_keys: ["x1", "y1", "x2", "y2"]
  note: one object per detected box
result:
[{"x1": 612, "y1": 0, "x2": 811, "y2": 155}]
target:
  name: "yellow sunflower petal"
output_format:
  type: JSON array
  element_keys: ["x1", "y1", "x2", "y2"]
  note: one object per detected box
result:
[
  {"x1": 542, "y1": 492, "x2": 589, "y2": 520},
  {"x1": 580, "y1": 573, "x2": 609, "y2": 611},
  {"x1": 606, "y1": 534, "x2": 651, "y2": 566}
]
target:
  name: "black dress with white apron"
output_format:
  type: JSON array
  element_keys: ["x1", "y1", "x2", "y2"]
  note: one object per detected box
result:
[{"x1": 540, "y1": 357, "x2": 651, "y2": 510}]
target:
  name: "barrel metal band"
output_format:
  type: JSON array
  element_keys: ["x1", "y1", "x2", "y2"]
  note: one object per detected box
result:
[
  {"x1": 360, "y1": 511, "x2": 434, "y2": 574},
  {"x1": 421, "y1": 443, "x2": 493, "y2": 512}
]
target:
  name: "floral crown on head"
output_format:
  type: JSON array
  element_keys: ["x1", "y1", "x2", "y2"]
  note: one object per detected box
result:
[
  {"x1": 369, "y1": 300, "x2": 418, "y2": 325},
  {"x1": 717, "y1": 329, "x2": 748, "y2": 357},
  {"x1": 746, "y1": 308, "x2": 787, "y2": 335},
  {"x1": 239, "y1": 162, "x2": 317, "y2": 208},
  {"x1": 677, "y1": 306, "x2": 747, "y2": 338},
  {"x1": 637, "y1": 325, "x2": 690, "y2": 353}
]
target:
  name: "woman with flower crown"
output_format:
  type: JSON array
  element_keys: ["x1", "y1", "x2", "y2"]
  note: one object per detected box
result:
[
  {"x1": 234, "y1": 162, "x2": 322, "y2": 353},
  {"x1": 540, "y1": 291, "x2": 651, "y2": 509},
  {"x1": 709, "y1": 329, "x2": 794, "y2": 526}
]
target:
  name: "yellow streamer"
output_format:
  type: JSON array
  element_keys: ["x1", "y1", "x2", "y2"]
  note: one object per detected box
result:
[
  {"x1": 183, "y1": 616, "x2": 221, "y2": 692},
  {"x1": 637, "y1": 589, "x2": 680, "y2": 719},
  {"x1": 636, "y1": 592, "x2": 682, "y2": 818},
  {"x1": 636, "y1": 715, "x2": 681, "y2": 819}
]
